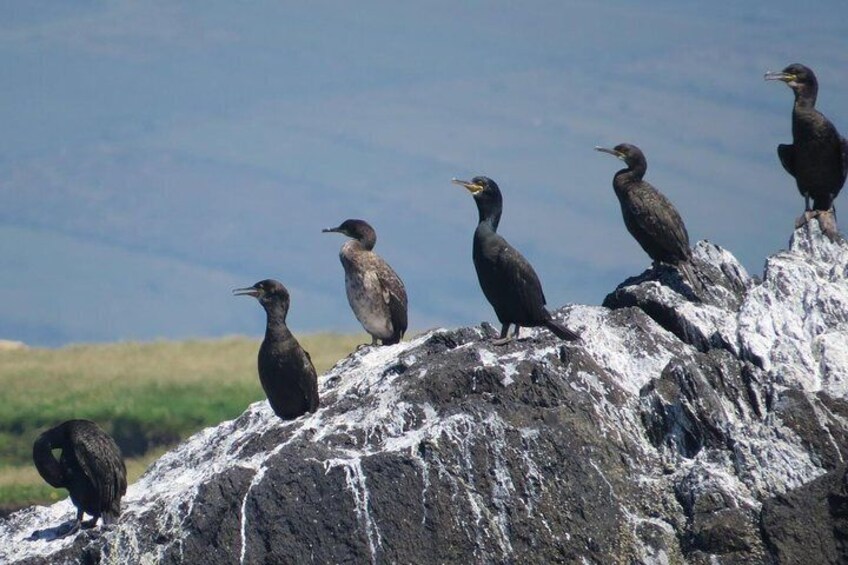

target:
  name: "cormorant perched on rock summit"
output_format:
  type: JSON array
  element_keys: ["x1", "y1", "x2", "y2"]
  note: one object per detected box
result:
[
  {"x1": 32, "y1": 419, "x2": 127, "y2": 538},
  {"x1": 595, "y1": 143, "x2": 698, "y2": 290},
  {"x1": 765, "y1": 63, "x2": 848, "y2": 237},
  {"x1": 234, "y1": 279, "x2": 319, "y2": 419},
  {"x1": 453, "y1": 176, "x2": 580, "y2": 345},
  {"x1": 322, "y1": 219, "x2": 408, "y2": 346}
]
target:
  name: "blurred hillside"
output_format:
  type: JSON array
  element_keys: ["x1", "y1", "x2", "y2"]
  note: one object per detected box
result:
[{"x1": 0, "y1": 333, "x2": 364, "y2": 514}]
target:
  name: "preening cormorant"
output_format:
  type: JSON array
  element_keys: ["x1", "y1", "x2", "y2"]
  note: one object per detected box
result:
[
  {"x1": 32, "y1": 419, "x2": 127, "y2": 537},
  {"x1": 234, "y1": 279, "x2": 319, "y2": 419},
  {"x1": 765, "y1": 64, "x2": 848, "y2": 234},
  {"x1": 595, "y1": 144, "x2": 698, "y2": 288},
  {"x1": 322, "y1": 219, "x2": 408, "y2": 346},
  {"x1": 453, "y1": 176, "x2": 580, "y2": 345}
]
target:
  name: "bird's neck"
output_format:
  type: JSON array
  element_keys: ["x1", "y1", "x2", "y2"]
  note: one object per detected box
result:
[
  {"x1": 263, "y1": 305, "x2": 291, "y2": 338},
  {"x1": 476, "y1": 206, "x2": 501, "y2": 231},
  {"x1": 344, "y1": 239, "x2": 372, "y2": 256},
  {"x1": 615, "y1": 167, "x2": 644, "y2": 186},
  {"x1": 793, "y1": 87, "x2": 817, "y2": 110},
  {"x1": 32, "y1": 434, "x2": 66, "y2": 488},
  {"x1": 356, "y1": 233, "x2": 376, "y2": 251}
]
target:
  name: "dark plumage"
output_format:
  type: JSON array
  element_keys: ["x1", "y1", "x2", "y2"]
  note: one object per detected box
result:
[
  {"x1": 453, "y1": 176, "x2": 580, "y2": 345},
  {"x1": 32, "y1": 419, "x2": 127, "y2": 537},
  {"x1": 234, "y1": 279, "x2": 319, "y2": 419},
  {"x1": 322, "y1": 219, "x2": 408, "y2": 346},
  {"x1": 595, "y1": 144, "x2": 697, "y2": 288},
  {"x1": 765, "y1": 64, "x2": 848, "y2": 217}
]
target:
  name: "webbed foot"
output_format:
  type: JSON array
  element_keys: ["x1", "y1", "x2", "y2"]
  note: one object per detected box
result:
[
  {"x1": 795, "y1": 210, "x2": 816, "y2": 229},
  {"x1": 815, "y1": 209, "x2": 839, "y2": 241}
]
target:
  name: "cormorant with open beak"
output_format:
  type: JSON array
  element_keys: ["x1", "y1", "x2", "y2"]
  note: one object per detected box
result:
[{"x1": 234, "y1": 279, "x2": 319, "y2": 419}]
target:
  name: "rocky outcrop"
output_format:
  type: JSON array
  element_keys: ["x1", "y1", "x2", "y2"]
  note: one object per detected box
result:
[
  {"x1": 2, "y1": 222, "x2": 848, "y2": 564},
  {"x1": 761, "y1": 464, "x2": 848, "y2": 564}
]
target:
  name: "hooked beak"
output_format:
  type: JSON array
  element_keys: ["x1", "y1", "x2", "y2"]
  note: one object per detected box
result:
[
  {"x1": 452, "y1": 178, "x2": 484, "y2": 195},
  {"x1": 764, "y1": 70, "x2": 795, "y2": 83},
  {"x1": 322, "y1": 226, "x2": 342, "y2": 234},
  {"x1": 594, "y1": 146, "x2": 624, "y2": 161},
  {"x1": 233, "y1": 286, "x2": 260, "y2": 298}
]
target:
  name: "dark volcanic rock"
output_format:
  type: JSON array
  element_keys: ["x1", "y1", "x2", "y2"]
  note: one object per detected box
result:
[
  {"x1": 603, "y1": 240, "x2": 751, "y2": 353},
  {"x1": 3, "y1": 223, "x2": 848, "y2": 564},
  {"x1": 640, "y1": 350, "x2": 770, "y2": 459},
  {"x1": 761, "y1": 464, "x2": 848, "y2": 565}
]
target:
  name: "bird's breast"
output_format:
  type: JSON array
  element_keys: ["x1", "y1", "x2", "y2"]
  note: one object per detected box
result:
[{"x1": 344, "y1": 270, "x2": 392, "y2": 338}]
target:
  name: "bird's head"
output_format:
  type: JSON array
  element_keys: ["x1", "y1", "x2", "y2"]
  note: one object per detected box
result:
[
  {"x1": 765, "y1": 63, "x2": 818, "y2": 101},
  {"x1": 322, "y1": 219, "x2": 377, "y2": 249},
  {"x1": 595, "y1": 143, "x2": 647, "y2": 173},
  {"x1": 233, "y1": 279, "x2": 290, "y2": 311},
  {"x1": 453, "y1": 175, "x2": 502, "y2": 211},
  {"x1": 453, "y1": 176, "x2": 503, "y2": 225}
]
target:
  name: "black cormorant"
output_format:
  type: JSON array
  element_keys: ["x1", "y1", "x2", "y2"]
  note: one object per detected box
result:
[
  {"x1": 765, "y1": 63, "x2": 848, "y2": 234},
  {"x1": 322, "y1": 219, "x2": 408, "y2": 346},
  {"x1": 234, "y1": 279, "x2": 319, "y2": 419},
  {"x1": 33, "y1": 419, "x2": 127, "y2": 537},
  {"x1": 595, "y1": 144, "x2": 698, "y2": 289},
  {"x1": 453, "y1": 176, "x2": 580, "y2": 345}
]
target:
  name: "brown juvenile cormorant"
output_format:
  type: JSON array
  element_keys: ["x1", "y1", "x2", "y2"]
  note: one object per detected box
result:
[
  {"x1": 234, "y1": 279, "x2": 319, "y2": 419},
  {"x1": 322, "y1": 219, "x2": 408, "y2": 346},
  {"x1": 33, "y1": 419, "x2": 127, "y2": 537},
  {"x1": 595, "y1": 144, "x2": 698, "y2": 289},
  {"x1": 453, "y1": 176, "x2": 580, "y2": 345},
  {"x1": 765, "y1": 63, "x2": 848, "y2": 235}
]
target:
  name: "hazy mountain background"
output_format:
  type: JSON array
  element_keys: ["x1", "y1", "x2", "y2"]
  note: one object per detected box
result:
[{"x1": 1, "y1": 0, "x2": 846, "y2": 346}]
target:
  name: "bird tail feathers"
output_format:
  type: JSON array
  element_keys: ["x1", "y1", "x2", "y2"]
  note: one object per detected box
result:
[
  {"x1": 545, "y1": 319, "x2": 581, "y2": 342},
  {"x1": 678, "y1": 260, "x2": 702, "y2": 296},
  {"x1": 102, "y1": 506, "x2": 120, "y2": 525}
]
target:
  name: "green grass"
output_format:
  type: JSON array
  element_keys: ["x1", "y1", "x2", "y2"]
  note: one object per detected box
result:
[
  {"x1": 0, "y1": 333, "x2": 366, "y2": 513},
  {"x1": 0, "y1": 448, "x2": 169, "y2": 514}
]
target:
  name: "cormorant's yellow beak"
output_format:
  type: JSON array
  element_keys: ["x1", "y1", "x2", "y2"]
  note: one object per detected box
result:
[
  {"x1": 764, "y1": 71, "x2": 796, "y2": 83},
  {"x1": 594, "y1": 146, "x2": 625, "y2": 161},
  {"x1": 452, "y1": 178, "x2": 484, "y2": 194}
]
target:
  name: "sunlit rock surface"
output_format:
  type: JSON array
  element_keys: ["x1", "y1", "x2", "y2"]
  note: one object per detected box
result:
[{"x1": 3, "y1": 222, "x2": 848, "y2": 564}]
